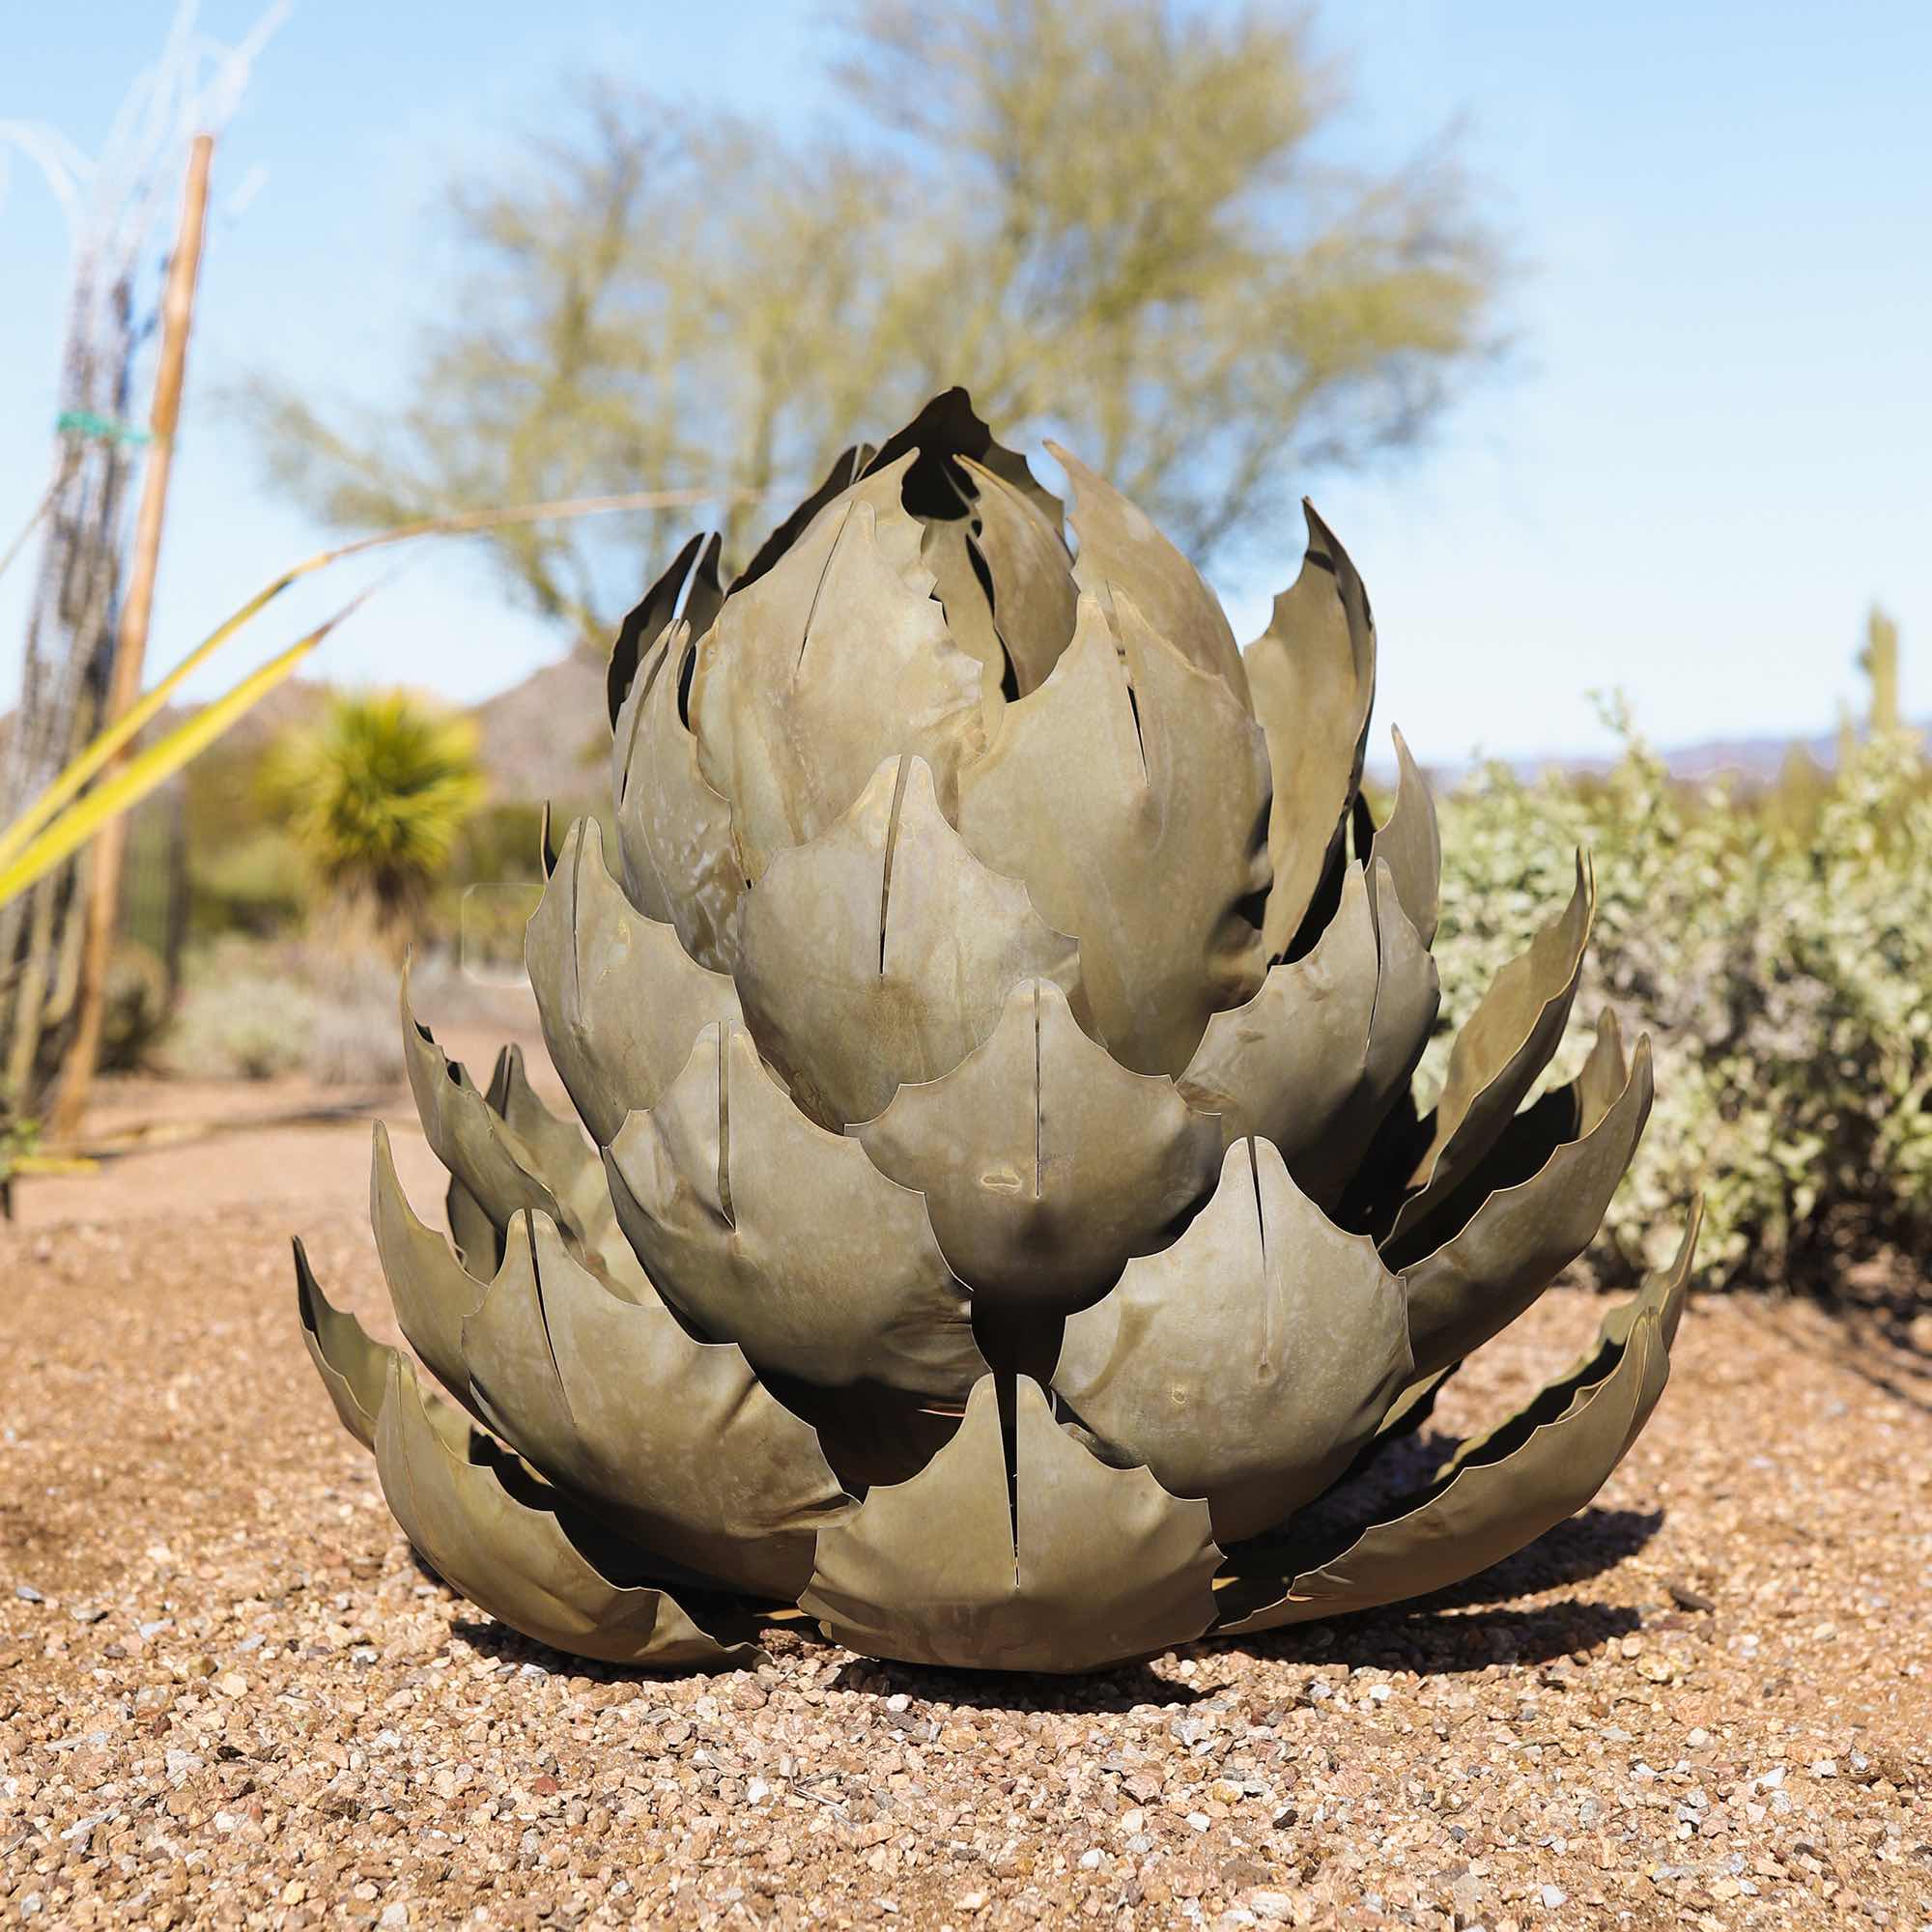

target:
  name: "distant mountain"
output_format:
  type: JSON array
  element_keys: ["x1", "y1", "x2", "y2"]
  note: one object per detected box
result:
[
  {"x1": 468, "y1": 648, "x2": 609, "y2": 810},
  {"x1": 1373, "y1": 718, "x2": 1927, "y2": 792}
]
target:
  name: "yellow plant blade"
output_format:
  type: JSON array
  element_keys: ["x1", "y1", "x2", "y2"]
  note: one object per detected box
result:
[
  {"x1": 0, "y1": 482, "x2": 758, "y2": 873},
  {"x1": 0, "y1": 625, "x2": 324, "y2": 907},
  {"x1": 8, "y1": 1154, "x2": 100, "y2": 1179}
]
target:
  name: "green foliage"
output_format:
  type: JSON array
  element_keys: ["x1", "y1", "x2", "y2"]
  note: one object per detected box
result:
[
  {"x1": 1431, "y1": 713, "x2": 1932, "y2": 1291},
  {"x1": 262, "y1": 693, "x2": 483, "y2": 939},
  {"x1": 449, "y1": 800, "x2": 548, "y2": 890},
  {"x1": 249, "y1": 0, "x2": 1504, "y2": 640}
]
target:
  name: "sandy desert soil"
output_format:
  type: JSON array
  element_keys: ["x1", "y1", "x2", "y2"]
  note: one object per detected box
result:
[{"x1": 2, "y1": 1070, "x2": 1930, "y2": 1930}]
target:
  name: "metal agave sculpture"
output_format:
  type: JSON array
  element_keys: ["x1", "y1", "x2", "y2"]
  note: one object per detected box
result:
[{"x1": 296, "y1": 390, "x2": 1698, "y2": 1675}]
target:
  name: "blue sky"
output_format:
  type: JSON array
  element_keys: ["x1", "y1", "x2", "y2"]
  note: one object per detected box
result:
[{"x1": 3, "y1": 1, "x2": 1928, "y2": 766}]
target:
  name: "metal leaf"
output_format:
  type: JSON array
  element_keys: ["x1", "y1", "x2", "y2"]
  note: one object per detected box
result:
[
  {"x1": 955, "y1": 591, "x2": 1271, "y2": 1078},
  {"x1": 1398, "y1": 1037, "x2": 1655, "y2": 1378},
  {"x1": 1054, "y1": 1138, "x2": 1411, "y2": 1544},
  {"x1": 457, "y1": 1209, "x2": 851, "y2": 1599},
  {"x1": 1388, "y1": 852, "x2": 1596, "y2": 1241},
  {"x1": 604, "y1": 1021, "x2": 987, "y2": 1403},
  {"x1": 920, "y1": 516, "x2": 1009, "y2": 724},
  {"x1": 1292, "y1": 860, "x2": 1441, "y2": 1208},
  {"x1": 853, "y1": 978, "x2": 1224, "y2": 1315},
  {"x1": 294, "y1": 1237, "x2": 392, "y2": 1451},
  {"x1": 800, "y1": 1374, "x2": 1221, "y2": 1673},
  {"x1": 1243, "y1": 503, "x2": 1377, "y2": 959},
  {"x1": 376, "y1": 1355, "x2": 765, "y2": 1668},
  {"x1": 606, "y1": 529, "x2": 721, "y2": 727},
  {"x1": 527, "y1": 815, "x2": 744, "y2": 1146},
  {"x1": 737, "y1": 753, "x2": 1083, "y2": 1129},
  {"x1": 1048, "y1": 440, "x2": 1250, "y2": 708},
  {"x1": 1367, "y1": 725, "x2": 1441, "y2": 949},
  {"x1": 732, "y1": 442, "x2": 875, "y2": 594},
  {"x1": 692, "y1": 463, "x2": 986, "y2": 886},
  {"x1": 400, "y1": 967, "x2": 651, "y2": 1301},
  {"x1": 957, "y1": 456, "x2": 1078, "y2": 696},
  {"x1": 369, "y1": 1120, "x2": 492, "y2": 1408},
  {"x1": 612, "y1": 618, "x2": 746, "y2": 974},
  {"x1": 1178, "y1": 862, "x2": 1377, "y2": 1177},
  {"x1": 1218, "y1": 1208, "x2": 1695, "y2": 1634}
]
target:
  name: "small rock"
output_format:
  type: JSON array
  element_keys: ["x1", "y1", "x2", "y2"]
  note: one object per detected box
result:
[
  {"x1": 1186, "y1": 1811, "x2": 1211, "y2": 1833},
  {"x1": 1249, "y1": 1895, "x2": 1294, "y2": 1925},
  {"x1": 1809, "y1": 1758, "x2": 1838, "y2": 1778},
  {"x1": 956, "y1": 1893, "x2": 987, "y2": 1915},
  {"x1": 1540, "y1": 1883, "x2": 1568, "y2": 1908},
  {"x1": 380, "y1": 1907, "x2": 410, "y2": 1929},
  {"x1": 69, "y1": 1604, "x2": 107, "y2": 1625},
  {"x1": 1118, "y1": 1808, "x2": 1146, "y2": 1835},
  {"x1": 14, "y1": 1584, "x2": 43, "y2": 1604},
  {"x1": 281, "y1": 1882, "x2": 307, "y2": 1905},
  {"x1": 1078, "y1": 1848, "x2": 1102, "y2": 1869},
  {"x1": 214, "y1": 1672, "x2": 247, "y2": 1699}
]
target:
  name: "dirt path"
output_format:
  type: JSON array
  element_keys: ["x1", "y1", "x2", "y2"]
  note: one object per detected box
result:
[
  {"x1": 2, "y1": 1082, "x2": 1929, "y2": 1928},
  {"x1": 9, "y1": 1019, "x2": 558, "y2": 1232}
]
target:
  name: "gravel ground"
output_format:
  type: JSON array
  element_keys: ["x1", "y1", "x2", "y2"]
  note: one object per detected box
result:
[{"x1": 4, "y1": 1180, "x2": 1930, "y2": 1930}]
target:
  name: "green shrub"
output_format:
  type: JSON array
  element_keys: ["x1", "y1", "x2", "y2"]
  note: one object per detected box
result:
[
  {"x1": 261, "y1": 692, "x2": 483, "y2": 947},
  {"x1": 1430, "y1": 714, "x2": 1932, "y2": 1292}
]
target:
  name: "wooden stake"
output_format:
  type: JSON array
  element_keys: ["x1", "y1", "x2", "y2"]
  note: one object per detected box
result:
[{"x1": 51, "y1": 133, "x2": 214, "y2": 1135}]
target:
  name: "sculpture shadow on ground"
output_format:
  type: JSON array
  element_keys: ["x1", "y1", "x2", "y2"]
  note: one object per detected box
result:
[{"x1": 440, "y1": 1499, "x2": 1659, "y2": 1709}]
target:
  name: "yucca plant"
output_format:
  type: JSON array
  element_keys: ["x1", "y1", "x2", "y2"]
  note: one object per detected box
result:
[
  {"x1": 298, "y1": 390, "x2": 1697, "y2": 1674},
  {"x1": 263, "y1": 692, "x2": 483, "y2": 950}
]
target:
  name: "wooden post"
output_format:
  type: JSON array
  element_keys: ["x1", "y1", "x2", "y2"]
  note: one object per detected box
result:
[{"x1": 51, "y1": 133, "x2": 214, "y2": 1135}]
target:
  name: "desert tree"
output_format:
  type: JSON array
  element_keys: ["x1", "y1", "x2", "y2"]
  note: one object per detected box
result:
[{"x1": 251, "y1": 0, "x2": 1506, "y2": 647}]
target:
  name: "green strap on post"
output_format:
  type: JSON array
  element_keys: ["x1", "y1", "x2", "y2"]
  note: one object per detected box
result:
[{"x1": 54, "y1": 410, "x2": 153, "y2": 447}]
